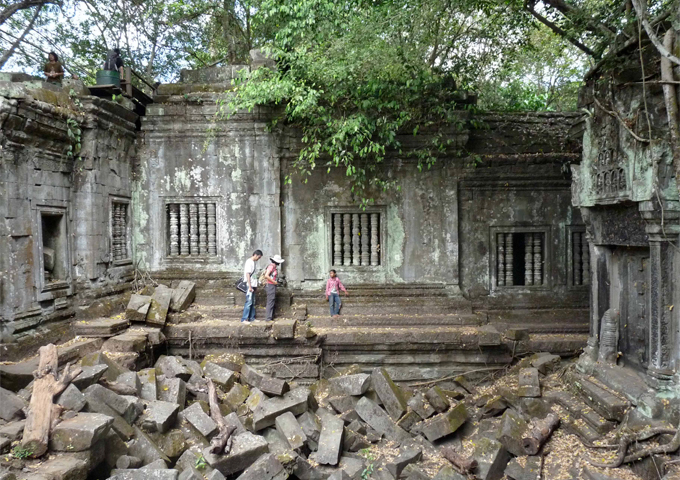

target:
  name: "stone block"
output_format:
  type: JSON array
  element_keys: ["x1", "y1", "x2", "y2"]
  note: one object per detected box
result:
[
  {"x1": 275, "y1": 411, "x2": 307, "y2": 449},
  {"x1": 56, "y1": 384, "x2": 87, "y2": 412},
  {"x1": 138, "y1": 368, "x2": 158, "y2": 401},
  {"x1": 329, "y1": 396, "x2": 359, "y2": 414},
  {"x1": 203, "y1": 432, "x2": 269, "y2": 475},
  {"x1": 236, "y1": 452, "x2": 288, "y2": 480},
  {"x1": 0, "y1": 437, "x2": 10, "y2": 454},
  {"x1": 126, "y1": 294, "x2": 151, "y2": 322},
  {"x1": 355, "y1": 397, "x2": 410, "y2": 444},
  {"x1": 505, "y1": 456, "x2": 541, "y2": 480},
  {"x1": 425, "y1": 386, "x2": 450, "y2": 413},
  {"x1": 84, "y1": 396, "x2": 135, "y2": 440},
  {"x1": 260, "y1": 376, "x2": 290, "y2": 396},
  {"x1": 0, "y1": 387, "x2": 26, "y2": 421},
  {"x1": 328, "y1": 471, "x2": 352, "y2": 480},
  {"x1": 183, "y1": 401, "x2": 218, "y2": 438},
  {"x1": 74, "y1": 317, "x2": 129, "y2": 337},
  {"x1": 241, "y1": 364, "x2": 265, "y2": 388},
  {"x1": 387, "y1": 448, "x2": 422, "y2": 479},
  {"x1": 103, "y1": 430, "x2": 129, "y2": 468},
  {"x1": 72, "y1": 364, "x2": 109, "y2": 390},
  {"x1": 518, "y1": 368, "x2": 541, "y2": 398},
  {"x1": 84, "y1": 384, "x2": 143, "y2": 424},
  {"x1": 0, "y1": 420, "x2": 25, "y2": 441},
  {"x1": 396, "y1": 410, "x2": 420, "y2": 432},
  {"x1": 263, "y1": 427, "x2": 291, "y2": 456},
  {"x1": 203, "y1": 362, "x2": 236, "y2": 390},
  {"x1": 371, "y1": 367, "x2": 408, "y2": 421},
  {"x1": 531, "y1": 354, "x2": 561, "y2": 375},
  {"x1": 171, "y1": 281, "x2": 196, "y2": 312},
  {"x1": 329, "y1": 374, "x2": 371, "y2": 396},
  {"x1": 313, "y1": 410, "x2": 344, "y2": 466},
  {"x1": 32, "y1": 457, "x2": 88, "y2": 480},
  {"x1": 141, "y1": 459, "x2": 169, "y2": 470},
  {"x1": 408, "y1": 391, "x2": 436, "y2": 420},
  {"x1": 159, "y1": 376, "x2": 187, "y2": 409},
  {"x1": 497, "y1": 410, "x2": 528, "y2": 457},
  {"x1": 206, "y1": 471, "x2": 226, "y2": 480},
  {"x1": 339, "y1": 410, "x2": 360, "y2": 424},
  {"x1": 203, "y1": 353, "x2": 246, "y2": 373},
  {"x1": 272, "y1": 319, "x2": 297, "y2": 339},
  {"x1": 131, "y1": 326, "x2": 165, "y2": 346},
  {"x1": 117, "y1": 371, "x2": 142, "y2": 396},
  {"x1": 433, "y1": 466, "x2": 467, "y2": 480},
  {"x1": 478, "y1": 325, "x2": 502, "y2": 346},
  {"x1": 116, "y1": 455, "x2": 142, "y2": 469},
  {"x1": 128, "y1": 426, "x2": 171, "y2": 465},
  {"x1": 246, "y1": 388, "x2": 268, "y2": 412},
  {"x1": 417, "y1": 403, "x2": 467, "y2": 442},
  {"x1": 253, "y1": 387, "x2": 311, "y2": 431},
  {"x1": 297, "y1": 411, "x2": 321, "y2": 449},
  {"x1": 403, "y1": 464, "x2": 430, "y2": 480},
  {"x1": 110, "y1": 470, "x2": 178, "y2": 480},
  {"x1": 226, "y1": 383, "x2": 251, "y2": 410},
  {"x1": 505, "y1": 328, "x2": 529, "y2": 341},
  {"x1": 147, "y1": 288, "x2": 172, "y2": 326},
  {"x1": 141, "y1": 400, "x2": 180, "y2": 433},
  {"x1": 473, "y1": 437, "x2": 510, "y2": 480},
  {"x1": 50, "y1": 412, "x2": 114, "y2": 451},
  {"x1": 569, "y1": 374, "x2": 629, "y2": 422},
  {"x1": 178, "y1": 466, "x2": 204, "y2": 480},
  {"x1": 156, "y1": 356, "x2": 192, "y2": 382},
  {"x1": 103, "y1": 332, "x2": 148, "y2": 353},
  {"x1": 154, "y1": 428, "x2": 187, "y2": 459},
  {"x1": 81, "y1": 351, "x2": 129, "y2": 382}
]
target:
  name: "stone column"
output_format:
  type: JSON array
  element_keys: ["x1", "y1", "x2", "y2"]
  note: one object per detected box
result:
[
  {"x1": 343, "y1": 213, "x2": 352, "y2": 266},
  {"x1": 370, "y1": 213, "x2": 379, "y2": 265},
  {"x1": 169, "y1": 204, "x2": 180, "y2": 257},
  {"x1": 581, "y1": 234, "x2": 590, "y2": 286},
  {"x1": 573, "y1": 232, "x2": 582, "y2": 286},
  {"x1": 648, "y1": 235, "x2": 675, "y2": 378},
  {"x1": 352, "y1": 214, "x2": 360, "y2": 266},
  {"x1": 497, "y1": 233, "x2": 505, "y2": 287},
  {"x1": 505, "y1": 233, "x2": 513, "y2": 286},
  {"x1": 198, "y1": 203, "x2": 208, "y2": 255},
  {"x1": 524, "y1": 233, "x2": 533, "y2": 286},
  {"x1": 533, "y1": 233, "x2": 542, "y2": 285},
  {"x1": 361, "y1": 214, "x2": 369, "y2": 265},
  {"x1": 333, "y1": 213, "x2": 342, "y2": 266},
  {"x1": 189, "y1": 203, "x2": 199, "y2": 256},
  {"x1": 207, "y1": 203, "x2": 217, "y2": 256},
  {"x1": 179, "y1": 204, "x2": 189, "y2": 256}
]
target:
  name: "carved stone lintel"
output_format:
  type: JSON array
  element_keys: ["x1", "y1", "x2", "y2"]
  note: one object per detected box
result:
[
  {"x1": 352, "y1": 214, "x2": 360, "y2": 266},
  {"x1": 189, "y1": 203, "x2": 199, "y2": 256},
  {"x1": 198, "y1": 203, "x2": 208, "y2": 255},
  {"x1": 370, "y1": 213, "x2": 379, "y2": 265},
  {"x1": 207, "y1": 203, "x2": 217, "y2": 256},
  {"x1": 333, "y1": 213, "x2": 342, "y2": 266},
  {"x1": 497, "y1": 233, "x2": 505, "y2": 287},
  {"x1": 361, "y1": 214, "x2": 369, "y2": 266},
  {"x1": 343, "y1": 213, "x2": 352, "y2": 266},
  {"x1": 169, "y1": 204, "x2": 180, "y2": 257},
  {"x1": 179, "y1": 204, "x2": 189, "y2": 256}
]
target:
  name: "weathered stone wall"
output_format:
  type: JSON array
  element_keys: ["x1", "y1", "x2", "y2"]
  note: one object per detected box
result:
[{"x1": 0, "y1": 78, "x2": 137, "y2": 349}]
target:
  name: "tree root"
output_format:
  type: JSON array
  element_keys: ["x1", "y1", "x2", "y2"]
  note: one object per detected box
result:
[{"x1": 588, "y1": 427, "x2": 678, "y2": 468}]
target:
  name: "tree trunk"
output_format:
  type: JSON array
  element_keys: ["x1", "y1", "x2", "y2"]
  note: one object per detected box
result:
[
  {"x1": 0, "y1": 5, "x2": 42, "y2": 69},
  {"x1": 206, "y1": 378, "x2": 236, "y2": 455},
  {"x1": 21, "y1": 344, "x2": 81, "y2": 458},
  {"x1": 661, "y1": 30, "x2": 680, "y2": 200},
  {"x1": 522, "y1": 413, "x2": 560, "y2": 455},
  {"x1": 441, "y1": 446, "x2": 477, "y2": 474}
]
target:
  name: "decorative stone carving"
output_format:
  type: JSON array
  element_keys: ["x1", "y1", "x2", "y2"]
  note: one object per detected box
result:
[
  {"x1": 370, "y1": 213, "x2": 379, "y2": 265},
  {"x1": 169, "y1": 204, "x2": 179, "y2": 257},
  {"x1": 189, "y1": 203, "x2": 199, "y2": 256},
  {"x1": 505, "y1": 233, "x2": 513, "y2": 286},
  {"x1": 533, "y1": 233, "x2": 542, "y2": 285},
  {"x1": 524, "y1": 233, "x2": 533, "y2": 286},
  {"x1": 352, "y1": 214, "x2": 360, "y2": 266},
  {"x1": 198, "y1": 203, "x2": 208, "y2": 255},
  {"x1": 111, "y1": 202, "x2": 128, "y2": 261},
  {"x1": 207, "y1": 203, "x2": 217, "y2": 256},
  {"x1": 333, "y1": 214, "x2": 342, "y2": 266},
  {"x1": 179, "y1": 204, "x2": 189, "y2": 256},
  {"x1": 343, "y1": 213, "x2": 351, "y2": 266},
  {"x1": 361, "y1": 214, "x2": 369, "y2": 266},
  {"x1": 497, "y1": 233, "x2": 505, "y2": 287},
  {"x1": 598, "y1": 309, "x2": 620, "y2": 364}
]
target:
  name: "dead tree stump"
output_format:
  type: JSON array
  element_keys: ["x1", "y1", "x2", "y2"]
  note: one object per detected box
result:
[
  {"x1": 441, "y1": 446, "x2": 478, "y2": 474},
  {"x1": 522, "y1": 413, "x2": 560, "y2": 455},
  {"x1": 207, "y1": 378, "x2": 236, "y2": 455}
]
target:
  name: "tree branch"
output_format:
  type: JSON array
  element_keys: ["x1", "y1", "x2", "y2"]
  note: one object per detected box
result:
[
  {"x1": 630, "y1": 0, "x2": 680, "y2": 67},
  {"x1": 0, "y1": 0, "x2": 55, "y2": 27},
  {"x1": 0, "y1": 4, "x2": 42, "y2": 68},
  {"x1": 524, "y1": 1, "x2": 598, "y2": 58}
]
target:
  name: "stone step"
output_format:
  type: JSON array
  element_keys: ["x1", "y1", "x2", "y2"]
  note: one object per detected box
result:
[
  {"x1": 307, "y1": 314, "x2": 485, "y2": 327},
  {"x1": 544, "y1": 390, "x2": 615, "y2": 435},
  {"x1": 293, "y1": 289, "x2": 451, "y2": 300},
  {"x1": 494, "y1": 322, "x2": 589, "y2": 334},
  {"x1": 567, "y1": 372, "x2": 630, "y2": 422},
  {"x1": 305, "y1": 302, "x2": 469, "y2": 316}
]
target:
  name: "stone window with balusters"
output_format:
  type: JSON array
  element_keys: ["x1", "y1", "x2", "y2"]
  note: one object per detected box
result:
[
  {"x1": 165, "y1": 200, "x2": 218, "y2": 259},
  {"x1": 329, "y1": 210, "x2": 382, "y2": 267}
]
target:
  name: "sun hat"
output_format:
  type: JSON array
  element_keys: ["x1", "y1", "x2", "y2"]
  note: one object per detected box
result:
[{"x1": 270, "y1": 254, "x2": 285, "y2": 264}]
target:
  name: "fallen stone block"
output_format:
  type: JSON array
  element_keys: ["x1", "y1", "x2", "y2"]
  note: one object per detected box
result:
[
  {"x1": 175, "y1": 447, "x2": 209, "y2": 472},
  {"x1": 110, "y1": 469, "x2": 178, "y2": 480},
  {"x1": 0, "y1": 437, "x2": 10, "y2": 454},
  {"x1": 260, "y1": 376, "x2": 290, "y2": 396},
  {"x1": 183, "y1": 401, "x2": 218, "y2": 439},
  {"x1": 50, "y1": 412, "x2": 113, "y2": 451},
  {"x1": 72, "y1": 364, "x2": 109, "y2": 390},
  {"x1": 297, "y1": 411, "x2": 321, "y2": 450},
  {"x1": 313, "y1": 410, "x2": 344, "y2": 466},
  {"x1": 339, "y1": 410, "x2": 361, "y2": 424},
  {"x1": 142, "y1": 459, "x2": 169, "y2": 470},
  {"x1": 355, "y1": 397, "x2": 410, "y2": 445},
  {"x1": 130, "y1": 326, "x2": 166, "y2": 346},
  {"x1": 338, "y1": 455, "x2": 366, "y2": 479},
  {"x1": 343, "y1": 427, "x2": 370, "y2": 453},
  {"x1": 203, "y1": 362, "x2": 236, "y2": 390},
  {"x1": 103, "y1": 332, "x2": 148, "y2": 353},
  {"x1": 226, "y1": 383, "x2": 251, "y2": 410},
  {"x1": 74, "y1": 317, "x2": 129, "y2": 337},
  {"x1": 531, "y1": 354, "x2": 561, "y2": 375},
  {"x1": 505, "y1": 328, "x2": 529, "y2": 341},
  {"x1": 153, "y1": 428, "x2": 187, "y2": 459},
  {"x1": 84, "y1": 384, "x2": 143, "y2": 424},
  {"x1": 118, "y1": 371, "x2": 143, "y2": 396},
  {"x1": 505, "y1": 456, "x2": 541, "y2": 480},
  {"x1": 263, "y1": 427, "x2": 292, "y2": 456},
  {"x1": 206, "y1": 471, "x2": 226, "y2": 480},
  {"x1": 147, "y1": 288, "x2": 173, "y2": 326},
  {"x1": 569, "y1": 374, "x2": 629, "y2": 422},
  {"x1": 497, "y1": 410, "x2": 529, "y2": 457},
  {"x1": 236, "y1": 452, "x2": 288, "y2": 480},
  {"x1": 156, "y1": 356, "x2": 192, "y2": 382},
  {"x1": 54, "y1": 383, "x2": 86, "y2": 412},
  {"x1": 116, "y1": 455, "x2": 142, "y2": 469},
  {"x1": 275, "y1": 411, "x2": 307, "y2": 449},
  {"x1": 480, "y1": 396, "x2": 508, "y2": 419},
  {"x1": 433, "y1": 466, "x2": 467, "y2": 480},
  {"x1": 0, "y1": 420, "x2": 25, "y2": 441},
  {"x1": 171, "y1": 281, "x2": 196, "y2": 312},
  {"x1": 241, "y1": 364, "x2": 265, "y2": 388},
  {"x1": 329, "y1": 396, "x2": 359, "y2": 414},
  {"x1": 416, "y1": 403, "x2": 467, "y2": 442},
  {"x1": 272, "y1": 319, "x2": 297, "y2": 339},
  {"x1": 329, "y1": 374, "x2": 371, "y2": 396},
  {"x1": 473, "y1": 437, "x2": 510, "y2": 480},
  {"x1": 81, "y1": 351, "x2": 129, "y2": 382},
  {"x1": 32, "y1": 457, "x2": 88, "y2": 480},
  {"x1": 139, "y1": 368, "x2": 159, "y2": 401},
  {"x1": 246, "y1": 387, "x2": 268, "y2": 411},
  {"x1": 518, "y1": 368, "x2": 541, "y2": 398},
  {"x1": 141, "y1": 400, "x2": 180, "y2": 433},
  {"x1": 371, "y1": 367, "x2": 408, "y2": 421},
  {"x1": 203, "y1": 432, "x2": 269, "y2": 476},
  {"x1": 425, "y1": 386, "x2": 450, "y2": 413},
  {"x1": 128, "y1": 426, "x2": 171, "y2": 465},
  {"x1": 0, "y1": 387, "x2": 26, "y2": 421},
  {"x1": 126, "y1": 294, "x2": 152, "y2": 322},
  {"x1": 253, "y1": 387, "x2": 311, "y2": 431},
  {"x1": 158, "y1": 376, "x2": 187, "y2": 410},
  {"x1": 408, "y1": 391, "x2": 436, "y2": 420},
  {"x1": 396, "y1": 410, "x2": 420, "y2": 432},
  {"x1": 387, "y1": 448, "x2": 422, "y2": 478},
  {"x1": 403, "y1": 464, "x2": 430, "y2": 480},
  {"x1": 328, "y1": 471, "x2": 352, "y2": 480},
  {"x1": 84, "y1": 396, "x2": 135, "y2": 440},
  {"x1": 178, "y1": 466, "x2": 204, "y2": 480}
]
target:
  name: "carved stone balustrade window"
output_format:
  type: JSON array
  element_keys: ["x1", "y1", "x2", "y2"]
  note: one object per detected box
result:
[
  {"x1": 111, "y1": 200, "x2": 131, "y2": 264},
  {"x1": 328, "y1": 209, "x2": 383, "y2": 267},
  {"x1": 568, "y1": 228, "x2": 590, "y2": 287},
  {"x1": 490, "y1": 227, "x2": 551, "y2": 289},
  {"x1": 166, "y1": 201, "x2": 217, "y2": 258}
]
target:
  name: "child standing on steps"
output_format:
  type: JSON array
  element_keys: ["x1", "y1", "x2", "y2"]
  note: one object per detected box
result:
[{"x1": 325, "y1": 269, "x2": 348, "y2": 317}]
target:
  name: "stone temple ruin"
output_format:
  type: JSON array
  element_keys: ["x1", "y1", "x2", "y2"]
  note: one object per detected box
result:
[{"x1": 0, "y1": 41, "x2": 679, "y2": 480}]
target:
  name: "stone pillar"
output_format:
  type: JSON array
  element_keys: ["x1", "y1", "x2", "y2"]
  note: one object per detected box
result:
[
  {"x1": 524, "y1": 233, "x2": 533, "y2": 286},
  {"x1": 581, "y1": 234, "x2": 590, "y2": 286},
  {"x1": 505, "y1": 233, "x2": 513, "y2": 286},
  {"x1": 573, "y1": 232, "x2": 582, "y2": 286},
  {"x1": 179, "y1": 204, "x2": 189, "y2": 256},
  {"x1": 198, "y1": 203, "x2": 208, "y2": 255},
  {"x1": 370, "y1": 213, "x2": 379, "y2": 265},
  {"x1": 333, "y1": 214, "x2": 342, "y2": 266},
  {"x1": 533, "y1": 233, "x2": 542, "y2": 285},
  {"x1": 497, "y1": 233, "x2": 505, "y2": 287},
  {"x1": 361, "y1": 214, "x2": 369, "y2": 266},
  {"x1": 343, "y1": 213, "x2": 352, "y2": 266},
  {"x1": 189, "y1": 203, "x2": 199, "y2": 256},
  {"x1": 207, "y1": 203, "x2": 217, "y2": 256},
  {"x1": 169, "y1": 204, "x2": 180, "y2": 257},
  {"x1": 648, "y1": 235, "x2": 675, "y2": 378},
  {"x1": 352, "y1": 214, "x2": 360, "y2": 266}
]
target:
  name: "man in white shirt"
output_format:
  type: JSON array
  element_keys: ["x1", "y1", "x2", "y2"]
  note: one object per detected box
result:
[{"x1": 240, "y1": 249, "x2": 262, "y2": 323}]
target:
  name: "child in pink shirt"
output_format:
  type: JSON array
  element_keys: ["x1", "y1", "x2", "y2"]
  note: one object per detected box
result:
[{"x1": 325, "y1": 269, "x2": 348, "y2": 317}]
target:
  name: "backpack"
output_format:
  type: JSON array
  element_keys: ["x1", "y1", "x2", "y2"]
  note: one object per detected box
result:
[{"x1": 259, "y1": 264, "x2": 275, "y2": 285}]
